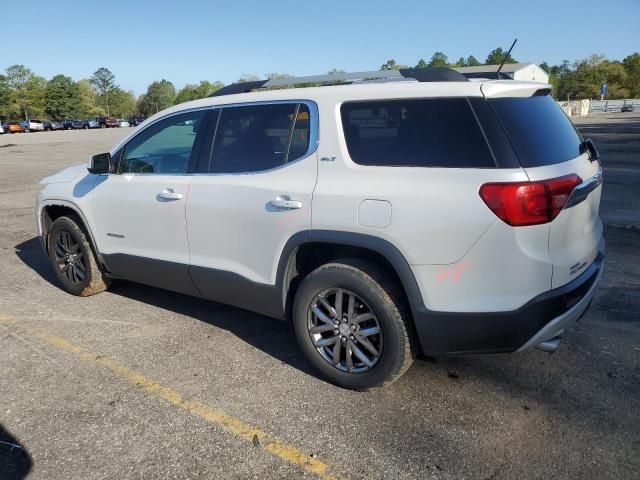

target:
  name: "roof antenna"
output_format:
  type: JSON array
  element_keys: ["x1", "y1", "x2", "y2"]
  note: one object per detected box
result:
[{"x1": 496, "y1": 38, "x2": 518, "y2": 79}]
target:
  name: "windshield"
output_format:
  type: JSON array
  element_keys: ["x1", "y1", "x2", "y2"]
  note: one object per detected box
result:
[{"x1": 489, "y1": 95, "x2": 583, "y2": 168}]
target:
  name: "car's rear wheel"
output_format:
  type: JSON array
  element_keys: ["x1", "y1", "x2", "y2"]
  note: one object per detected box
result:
[
  {"x1": 293, "y1": 259, "x2": 415, "y2": 390},
  {"x1": 24, "y1": 127, "x2": 30, "y2": 133},
  {"x1": 47, "y1": 216, "x2": 111, "y2": 296}
]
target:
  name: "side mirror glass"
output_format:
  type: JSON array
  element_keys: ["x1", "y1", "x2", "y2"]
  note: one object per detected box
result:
[{"x1": 88, "y1": 153, "x2": 111, "y2": 174}]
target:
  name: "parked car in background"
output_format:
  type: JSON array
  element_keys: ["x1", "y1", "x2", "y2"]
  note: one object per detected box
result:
[
  {"x1": 117, "y1": 119, "x2": 130, "y2": 127},
  {"x1": 621, "y1": 104, "x2": 635, "y2": 112},
  {"x1": 62, "y1": 119, "x2": 83, "y2": 130},
  {"x1": 21, "y1": 119, "x2": 45, "y2": 132},
  {"x1": 43, "y1": 120, "x2": 63, "y2": 131},
  {"x1": 3, "y1": 121, "x2": 25, "y2": 133},
  {"x1": 82, "y1": 118, "x2": 101, "y2": 129},
  {"x1": 97, "y1": 116, "x2": 119, "y2": 128},
  {"x1": 128, "y1": 116, "x2": 146, "y2": 126},
  {"x1": 0, "y1": 124, "x2": 4, "y2": 134}
]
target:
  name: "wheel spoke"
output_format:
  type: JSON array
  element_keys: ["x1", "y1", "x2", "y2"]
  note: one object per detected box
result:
[
  {"x1": 318, "y1": 295, "x2": 338, "y2": 319},
  {"x1": 352, "y1": 312, "x2": 374, "y2": 324},
  {"x1": 332, "y1": 339, "x2": 341, "y2": 365},
  {"x1": 75, "y1": 260, "x2": 86, "y2": 272},
  {"x1": 345, "y1": 342, "x2": 353, "y2": 372},
  {"x1": 355, "y1": 334, "x2": 380, "y2": 357},
  {"x1": 314, "y1": 336, "x2": 338, "y2": 348},
  {"x1": 347, "y1": 293, "x2": 355, "y2": 318},
  {"x1": 311, "y1": 305, "x2": 335, "y2": 326},
  {"x1": 358, "y1": 326, "x2": 381, "y2": 337},
  {"x1": 309, "y1": 323, "x2": 335, "y2": 334},
  {"x1": 349, "y1": 340, "x2": 373, "y2": 367},
  {"x1": 74, "y1": 265, "x2": 85, "y2": 281},
  {"x1": 334, "y1": 289, "x2": 343, "y2": 318}
]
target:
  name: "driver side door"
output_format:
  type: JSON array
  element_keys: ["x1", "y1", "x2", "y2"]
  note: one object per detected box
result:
[{"x1": 92, "y1": 108, "x2": 214, "y2": 295}]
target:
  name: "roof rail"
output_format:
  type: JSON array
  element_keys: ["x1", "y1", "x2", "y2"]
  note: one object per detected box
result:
[{"x1": 210, "y1": 67, "x2": 469, "y2": 97}]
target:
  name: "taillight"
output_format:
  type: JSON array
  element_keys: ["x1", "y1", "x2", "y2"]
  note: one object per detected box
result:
[{"x1": 479, "y1": 174, "x2": 582, "y2": 226}]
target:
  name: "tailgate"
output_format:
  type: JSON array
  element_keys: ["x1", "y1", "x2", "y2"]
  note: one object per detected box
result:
[
  {"x1": 524, "y1": 155, "x2": 603, "y2": 288},
  {"x1": 487, "y1": 92, "x2": 604, "y2": 289}
]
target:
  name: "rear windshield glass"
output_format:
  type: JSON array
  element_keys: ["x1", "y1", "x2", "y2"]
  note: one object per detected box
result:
[
  {"x1": 340, "y1": 98, "x2": 495, "y2": 168},
  {"x1": 488, "y1": 95, "x2": 582, "y2": 167}
]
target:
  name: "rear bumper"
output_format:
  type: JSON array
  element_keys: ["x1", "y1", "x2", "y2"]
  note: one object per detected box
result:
[{"x1": 413, "y1": 243, "x2": 605, "y2": 355}]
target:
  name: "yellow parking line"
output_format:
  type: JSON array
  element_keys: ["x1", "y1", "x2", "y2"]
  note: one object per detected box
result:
[{"x1": 0, "y1": 316, "x2": 341, "y2": 480}]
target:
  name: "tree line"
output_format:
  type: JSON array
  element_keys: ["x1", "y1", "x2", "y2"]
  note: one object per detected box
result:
[{"x1": 1, "y1": 49, "x2": 638, "y2": 121}]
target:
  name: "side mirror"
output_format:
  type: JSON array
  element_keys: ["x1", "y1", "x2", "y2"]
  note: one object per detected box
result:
[
  {"x1": 580, "y1": 138, "x2": 600, "y2": 162},
  {"x1": 88, "y1": 153, "x2": 111, "y2": 174}
]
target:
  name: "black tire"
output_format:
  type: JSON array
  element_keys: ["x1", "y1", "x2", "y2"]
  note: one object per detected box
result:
[
  {"x1": 47, "y1": 215, "x2": 111, "y2": 296},
  {"x1": 292, "y1": 259, "x2": 415, "y2": 390}
]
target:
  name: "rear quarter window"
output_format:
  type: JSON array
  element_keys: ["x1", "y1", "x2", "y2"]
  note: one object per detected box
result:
[
  {"x1": 488, "y1": 95, "x2": 583, "y2": 167},
  {"x1": 340, "y1": 98, "x2": 495, "y2": 168}
]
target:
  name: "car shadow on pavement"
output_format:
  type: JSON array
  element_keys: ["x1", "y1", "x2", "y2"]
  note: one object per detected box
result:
[
  {"x1": 14, "y1": 236, "x2": 317, "y2": 378},
  {"x1": 0, "y1": 424, "x2": 32, "y2": 480}
]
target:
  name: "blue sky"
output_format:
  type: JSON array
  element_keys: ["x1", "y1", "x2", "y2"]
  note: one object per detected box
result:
[{"x1": 6, "y1": 0, "x2": 639, "y2": 95}]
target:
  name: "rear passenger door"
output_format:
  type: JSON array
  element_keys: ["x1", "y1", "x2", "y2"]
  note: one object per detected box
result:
[{"x1": 187, "y1": 102, "x2": 317, "y2": 315}]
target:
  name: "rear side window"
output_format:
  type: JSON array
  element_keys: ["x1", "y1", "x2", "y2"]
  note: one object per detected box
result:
[
  {"x1": 210, "y1": 103, "x2": 311, "y2": 174},
  {"x1": 488, "y1": 95, "x2": 582, "y2": 167},
  {"x1": 340, "y1": 98, "x2": 495, "y2": 168}
]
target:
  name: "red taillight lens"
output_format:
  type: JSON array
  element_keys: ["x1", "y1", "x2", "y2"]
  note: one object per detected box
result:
[{"x1": 479, "y1": 174, "x2": 582, "y2": 226}]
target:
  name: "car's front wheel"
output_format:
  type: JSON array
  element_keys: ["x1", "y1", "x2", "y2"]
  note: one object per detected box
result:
[
  {"x1": 47, "y1": 215, "x2": 111, "y2": 296},
  {"x1": 293, "y1": 259, "x2": 415, "y2": 390}
]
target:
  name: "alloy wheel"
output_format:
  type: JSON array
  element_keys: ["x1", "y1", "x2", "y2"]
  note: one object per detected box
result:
[
  {"x1": 307, "y1": 288, "x2": 383, "y2": 373},
  {"x1": 53, "y1": 230, "x2": 86, "y2": 285}
]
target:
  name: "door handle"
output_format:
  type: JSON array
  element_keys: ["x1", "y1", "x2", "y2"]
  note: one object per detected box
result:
[
  {"x1": 268, "y1": 196, "x2": 303, "y2": 210},
  {"x1": 157, "y1": 188, "x2": 183, "y2": 201}
]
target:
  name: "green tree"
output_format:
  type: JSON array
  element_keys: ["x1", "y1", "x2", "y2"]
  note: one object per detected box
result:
[
  {"x1": 90, "y1": 67, "x2": 118, "y2": 115},
  {"x1": 415, "y1": 59, "x2": 428, "y2": 69},
  {"x1": 175, "y1": 80, "x2": 224, "y2": 104},
  {"x1": 622, "y1": 53, "x2": 640, "y2": 97},
  {"x1": 44, "y1": 75, "x2": 82, "y2": 120},
  {"x1": 77, "y1": 79, "x2": 103, "y2": 117},
  {"x1": 428, "y1": 52, "x2": 449, "y2": 67},
  {"x1": 110, "y1": 89, "x2": 137, "y2": 118},
  {"x1": 485, "y1": 47, "x2": 517, "y2": 65},
  {"x1": 4, "y1": 65, "x2": 46, "y2": 119},
  {"x1": 0, "y1": 75, "x2": 10, "y2": 120},
  {"x1": 138, "y1": 79, "x2": 176, "y2": 115},
  {"x1": 455, "y1": 57, "x2": 466, "y2": 67},
  {"x1": 380, "y1": 59, "x2": 407, "y2": 70},
  {"x1": 466, "y1": 55, "x2": 481, "y2": 66},
  {"x1": 327, "y1": 68, "x2": 346, "y2": 75}
]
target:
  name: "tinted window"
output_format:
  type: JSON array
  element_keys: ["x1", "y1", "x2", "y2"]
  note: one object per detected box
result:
[
  {"x1": 489, "y1": 95, "x2": 582, "y2": 167},
  {"x1": 340, "y1": 98, "x2": 495, "y2": 168},
  {"x1": 210, "y1": 103, "x2": 310, "y2": 174},
  {"x1": 121, "y1": 110, "x2": 205, "y2": 174}
]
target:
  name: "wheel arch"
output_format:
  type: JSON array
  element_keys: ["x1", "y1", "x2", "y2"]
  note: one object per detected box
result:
[
  {"x1": 278, "y1": 231, "x2": 424, "y2": 320},
  {"x1": 40, "y1": 201, "x2": 107, "y2": 269}
]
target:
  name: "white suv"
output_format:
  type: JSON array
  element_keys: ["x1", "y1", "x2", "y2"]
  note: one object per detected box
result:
[{"x1": 36, "y1": 68, "x2": 604, "y2": 389}]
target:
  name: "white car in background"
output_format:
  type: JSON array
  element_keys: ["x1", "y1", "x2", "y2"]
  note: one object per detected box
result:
[
  {"x1": 35, "y1": 67, "x2": 605, "y2": 390},
  {"x1": 21, "y1": 119, "x2": 45, "y2": 132},
  {"x1": 0, "y1": 124, "x2": 4, "y2": 134},
  {"x1": 117, "y1": 119, "x2": 130, "y2": 127}
]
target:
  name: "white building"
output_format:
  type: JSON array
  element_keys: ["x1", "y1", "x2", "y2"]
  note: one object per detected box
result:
[{"x1": 453, "y1": 63, "x2": 549, "y2": 83}]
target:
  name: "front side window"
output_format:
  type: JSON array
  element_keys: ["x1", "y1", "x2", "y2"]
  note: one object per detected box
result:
[
  {"x1": 341, "y1": 98, "x2": 495, "y2": 168},
  {"x1": 210, "y1": 103, "x2": 311, "y2": 174},
  {"x1": 120, "y1": 110, "x2": 206, "y2": 174}
]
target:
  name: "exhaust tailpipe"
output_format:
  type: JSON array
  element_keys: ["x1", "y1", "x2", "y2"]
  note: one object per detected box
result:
[{"x1": 536, "y1": 337, "x2": 561, "y2": 353}]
